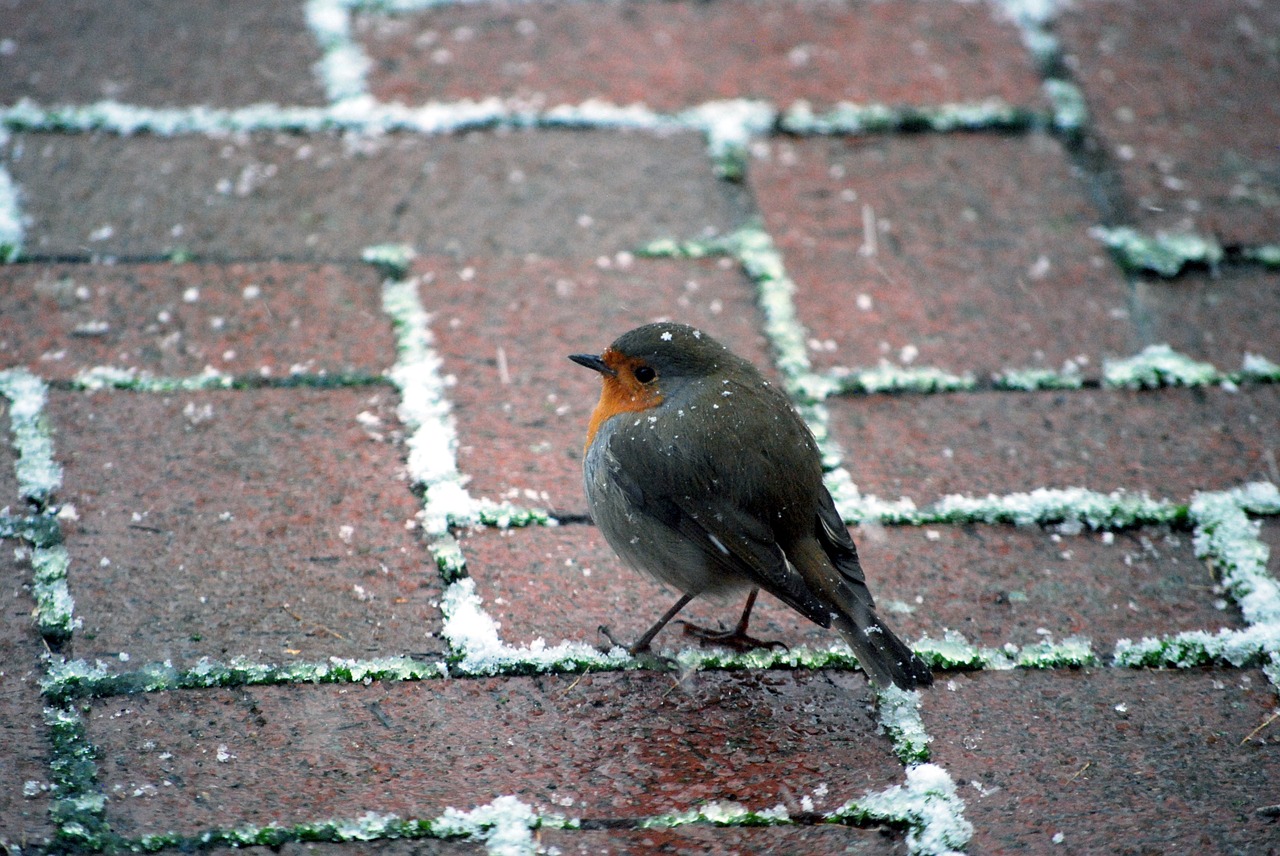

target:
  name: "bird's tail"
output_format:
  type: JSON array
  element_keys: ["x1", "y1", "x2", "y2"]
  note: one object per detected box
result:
[{"x1": 832, "y1": 605, "x2": 933, "y2": 690}]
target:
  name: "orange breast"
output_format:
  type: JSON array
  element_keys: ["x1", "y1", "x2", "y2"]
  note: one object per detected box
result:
[{"x1": 584, "y1": 352, "x2": 663, "y2": 451}]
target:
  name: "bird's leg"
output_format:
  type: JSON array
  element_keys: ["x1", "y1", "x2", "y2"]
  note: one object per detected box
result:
[
  {"x1": 678, "y1": 588, "x2": 789, "y2": 652},
  {"x1": 599, "y1": 592, "x2": 696, "y2": 656}
]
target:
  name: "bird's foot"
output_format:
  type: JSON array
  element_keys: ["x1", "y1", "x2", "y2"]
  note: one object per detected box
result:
[
  {"x1": 597, "y1": 624, "x2": 640, "y2": 655},
  {"x1": 677, "y1": 621, "x2": 789, "y2": 653},
  {"x1": 597, "y1": 625, "x2": 677, "y2": 668}
]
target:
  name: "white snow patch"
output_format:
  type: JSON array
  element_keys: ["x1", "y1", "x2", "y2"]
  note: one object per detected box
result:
[{"x1": 440, "y1": 578, "x2": 627, "y2": 675}]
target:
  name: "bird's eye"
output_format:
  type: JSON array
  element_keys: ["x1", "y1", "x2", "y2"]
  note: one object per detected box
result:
[{"x1": 633, "y1": 365, "x2": 657, "y2": 383}]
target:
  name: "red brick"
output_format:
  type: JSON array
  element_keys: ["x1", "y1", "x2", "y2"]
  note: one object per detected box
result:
[
  {"x1": 2, "y1": 129, "x2": 742, "y2": 261},
  {"x1": 861, "y1": 524, "x2": 1241, "y2": 651},
  {"x1": 462, "y1": 518, "x2": 1237, "y2": 658},
  {"x1": 924, "y1": 669, "x2": 1280, "y2": 854},
  {"x1": 459, "y1": 524, "x2": 839, "y2": 654},
  {"x1": 87, "y1": 671, "x2": 903, "y2": 839},
  {"x1": 0, "y1": 262, "x2": 392, "y2": 380},
  {"x1": 0, "y1": 0, "x2": 327, "y2": 107},
  {"x1": 264, "y1": 845, "x2": 480, "y2": 856},
  {"x1": 750, "y1": 135, "x2": 1136, "y2": 377},
  {"x1": 830, "y1": 386, "x2": 1280, "y2": 501},
  {"x1": 1057, "y1": 0, "x2": 1280, "y2": 245},
  {"x1": 1135, "y1": 268, "x2": 1280, "y2": 372},
  {"x1": 0, "y1": 402, "x2": 20, "y2": 507},
  {"x1": 422, "y1": 255, "x2": 773, "y2": 517},
  {"x1": 542, "y1": 825, "x2": 903, "y2": 854},
  {"x1": 47, "y1": 387, "x2": 445, "y2": 667},
  {"x1": 0, "y1": 549, "x2": 56, "y2": 849},
  {"x1": 360, "y1": 0, "x2": 1044, "y2": 112}
]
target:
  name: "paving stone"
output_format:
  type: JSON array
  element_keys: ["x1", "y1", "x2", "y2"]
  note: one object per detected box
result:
[
  {"x1": 86, "y1": 671, "x2": 903, "y2": 840},
  {"x1": 0, "y1": 401, "x2": 21, "y2": 508},
  {"x1": 2, "y1": 129, "x2": 743, "y2": 260},
  {"x1": 860, "y1": 524, "x2": 1241, "y2": 651},
  {"x1": 458, "y1": 524, "x2": 841, "y2": 654},
  {"x1": 0, "y1": 548, "x2": 56, "y2": 850},
  {"x1": 829, "y1": 386, "x2": 1280, "y2": 502},
  {"x1": 1134, "y1": 268, "x2": 1280, "y2": 372},
  {"x1": 924, "y1": 668, "x2": 1280, "y2": 854},
  {"x1": 461, "y1": 517, "x2": 1239, "y2": 658},
  {"x1": 749, "y1": 134, "x2": 1136, "y2": 378},
  {"x1": 1263, "y1": 521, "x2": 1279, "y2": 577},
  {"x1": 46, "y1": 387, "x2": 445, "y2": 667},
  {"x1": 541, "y1": 825, "x2": 904, "y2": 855},
  {"x1": 1057, "y1": 0, "x2": 1280, "y2": 245},
  {"x1": 267, "y1": 845, "x2": 480, "y2": 856},
  {"x1": 0, "y1": 0, "x2": 328, "y2": 108},
  {"x1": 420, "y1": 255, "x2": 772, "y2": 517},
  {"x1": 0, "y1": 262, "x2": 392, "y2": 380},
  {"x1": 358, "y1": 0, "x2": 1045, "y2": 113}
]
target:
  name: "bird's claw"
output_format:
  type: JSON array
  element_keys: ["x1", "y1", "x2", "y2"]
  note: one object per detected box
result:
[
  {"x1": 597, "y1": 625, "x2": 679, "y2": 668},
  {"x1": 677, "y1": 620, "x2": 790, "y2": 653}
]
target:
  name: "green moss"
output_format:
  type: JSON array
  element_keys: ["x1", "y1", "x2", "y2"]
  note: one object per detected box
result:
[
  {"x1": 42, "y1": 655, "x2": 447, "y2": 703},
  {"x1": 0, "y1": 513, "x2": 62, "y2": 546},
  {"x1": 1096, "y1": 226, "x2": 1224, "y2": 277},
  {"x1": 46, "y1": 704, "x2": 116, "y2": 850},
  {"x1": 362, "y1": 243, "x2": 417, "y2": 280}
]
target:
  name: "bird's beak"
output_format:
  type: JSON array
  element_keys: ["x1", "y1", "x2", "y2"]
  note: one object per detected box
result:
[{"x1": 569, "y1": 353, "x2": 616, "y2": 376}]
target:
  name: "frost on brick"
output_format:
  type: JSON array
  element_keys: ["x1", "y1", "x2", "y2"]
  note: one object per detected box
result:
[
  {"x1": 878, "y1": 685, "x2": 932, "y2": 764},
  {"x1": 831, "y1": 763, "x2": 972, "y2": 856},
  {"x1": 440, "y1": 578, "x2": 627, "y2": 675},
  {"x1": 0, "y1": 368, "x2": 63, "y2": 502},
  {"x1": 433, "y1": 796, "x2": 562, "y2": 856},
  {"x1": 1103, "y1": 344, "x2": 1219, "y2": 389}
]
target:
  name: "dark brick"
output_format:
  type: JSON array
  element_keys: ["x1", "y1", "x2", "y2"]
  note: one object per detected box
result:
[
  {"x1": 360, "y1": 0, "x2": 1044, "y2": 112},
  {"x1": 0, "y1": 0, "x2": 328, "y2": 107},
  {"x1": 1058, "y1": 0, "x2": 1280, "y2": 245},
  {"x1": 421, "y1": 255, "x2": 773, "y2": 517},
  {"x1": 0, "y1": 262, "x2": 392, "y2": 380},
  {"x1": 0, "y1": 548, "x2": 56, "y2": 850},
  {"x1": 0, "y1": 401, "x2": 20, "y2": 507},
  {"x1": 750, "y1": 135, "x2": 1136, "y2": 378},
  {"x1": 1135, "y1": 268, "x2": 1280, "y2": 372},
  {"x1": 3, "y1": 129, "x2": 742, "y2": 260},
  {"x1": 87, "y1": 672, "x2": 904, "y2": 839},
  {"x1": 830, "y1": 386, "x2": 1280, "y2": 502},
  {"x1": 47, "y1": 387, "x2": 445, "y2": 667},
  {"x1": 542, "y1": 825, "x2": 904, "y2": 854},
  {"x1": 861, "y1": 524, "x2": 1241, "y2": 651},
  {"x1": 458, "y1": 524, "x2": 838, "y2": 654},
  {"x1": 461, "y1": 518, "x2": 1237, "y2": 658},
  {"x1": 924, "y1": 669, "x2": 1280, "y2": 854}
]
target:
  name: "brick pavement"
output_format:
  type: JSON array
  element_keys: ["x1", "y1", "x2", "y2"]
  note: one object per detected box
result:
[{"x1": 1, "y1": 1, "x2": 1278, "y2": 854}]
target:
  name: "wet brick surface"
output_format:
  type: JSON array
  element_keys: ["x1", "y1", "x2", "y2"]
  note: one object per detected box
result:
[
  {"x1": 46, "y1": 387, "x2": 445, "y2": 668},
  {"x1": 0, "y1": 0, "x2": 328, "y2": 108},
  {"x1": 0, "y1": 549, "x2": 55, "y2": 849},
  {"x1": 2, "y1": 129, "x2": 743, "y2": 261},
  {"x1": 359, "y1": 0, "x2": 1045, "y2": 113},
  {"x1": 831, "y1": 386, "x2": 1280, "y2": 501},
  {"x1": 87, "y1": 671, "x2": 902, "y2": 840},
  {"x1": 925, "y1": 668, "x2": 1280, "y2": 854},
  {"x1": 459, "y1": 523, "x2": 834, "y2": 653},
  {"x1": 0, "y1": 403, "x2": 19, "y2": 507},
  {"x1": 2, "y1": 1, "x2": 1279, "y2": 853},
  {"x1": 1135, "y1": 267, "x2": 1280, "y2": 372},
  {"x1": 862, "y1": 523, "x2": 1242, "y2": 650},
  {"x1": 750, "y1": 134, "x2": 1137, "y2": 377},
  {"x1": 1057, "y1": 0, "x2": 1280, "y2": 244},
  {"x1": 0, "y1": 262, "x2": 392, "y2": 380}
]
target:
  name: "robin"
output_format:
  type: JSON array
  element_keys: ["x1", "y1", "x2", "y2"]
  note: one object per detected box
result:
[{"x1": 570, "y1": 322, "x2": 933, "y2": 689}]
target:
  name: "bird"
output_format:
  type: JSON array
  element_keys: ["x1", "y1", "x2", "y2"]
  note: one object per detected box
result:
[{"x1": 569, "y1": 322, "x2": 932, "y2": 689}]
